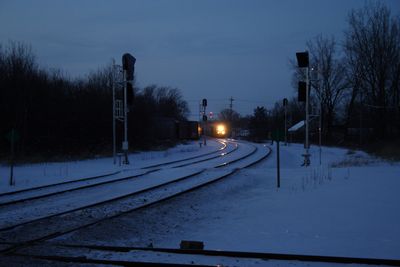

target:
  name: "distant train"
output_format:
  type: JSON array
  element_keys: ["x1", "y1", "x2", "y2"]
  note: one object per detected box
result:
[
  {"x1": 178, "y1": 120, "x2": 230, "y2": 139},
  {"x1": 202, "y1": 121, "x2": 230, "y2": 138}
]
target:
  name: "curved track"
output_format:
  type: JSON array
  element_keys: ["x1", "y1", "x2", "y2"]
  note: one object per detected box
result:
[
  {"x1": 0, "y1": 139, "x2": 235, "y2": 206},
  {"x1": 0, "y1": 139, "x2": 271, "y2": 254}
]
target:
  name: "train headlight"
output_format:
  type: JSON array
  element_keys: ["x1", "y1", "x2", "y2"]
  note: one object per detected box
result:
[{"x1": 216, "y1": 124, "x2": 226, "y2": 136}]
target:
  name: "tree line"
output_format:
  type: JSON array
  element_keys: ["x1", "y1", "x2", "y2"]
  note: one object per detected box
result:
[
  {"x1": 244, "y1": 2, "x2": 400, "y2": 144},
  {"x1": 0, "y1": 41, "x2": 188, "y2": 161}
]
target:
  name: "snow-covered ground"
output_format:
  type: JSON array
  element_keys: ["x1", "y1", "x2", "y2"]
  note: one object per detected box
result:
[
  {"x1": 168, "y1": 144, "x2": 400, "y2": 259},
  {"x1": 0, "y1": 139, "x2": 223, "y2": 194},
  {"x1": 53, "y1": 142, "x2": 400, "y2": 263},
  {"x1": 2, "y1": 140, "x2": 400, "y2": 265}
]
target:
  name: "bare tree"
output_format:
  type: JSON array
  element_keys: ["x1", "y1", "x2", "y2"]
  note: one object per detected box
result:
[
  {"x1": 290, "y1": 35, "x2": 348, "y2": 142},
  {"x1": 307, "y1": 35, "x2": 349, "y2": 141},
  {"x1": 0, "y1": 40, "x2": 192, "y2": 160},
  {"x1": 0, "y1": 41, "x2": 38, "y2": 156},
  {"x1": 344, "y1": 2, "x2": 400, "y2": 138},
  {"x1": 218, "y1": 108, "x2": 240, "y2": 123},
  {"x1": 156, "y1": 86, "x2": 189, "y2": 120}
]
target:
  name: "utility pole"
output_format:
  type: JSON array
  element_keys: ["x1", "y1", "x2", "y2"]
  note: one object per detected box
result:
[
  {"x1": 229, "y1": 96, "x2": 234, "y2": 137},
  {"x1": 229, "y1": 96, "x2": 234, "y2": 121}
]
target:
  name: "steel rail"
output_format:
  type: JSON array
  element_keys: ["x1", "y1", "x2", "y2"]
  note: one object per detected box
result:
[
  {"x1": 0, "y1": 168, "x2": 206, "y2": 232},
  {"x1": 0, "y1": 168, "x2": 159, "y2": 207},
  {"x1": 14, "y1": 253, "x2": 215, "y2": 267},
  {"x1": 51, "y1": 243, "x2": 400, "y2": 266},
  {"x1": 0, "y1": 140, "x2": 234, "y2": 206},
  {"x1": 0, "y1": 139, "x2": 227, "y2": 199},
  {"x1": 0, "y1": 141, "x2": 251, "y2": 231},
  {"x1": 215, "y1": 142, "x2": 257, "y2": 168},
  {"x1": 0, "y1": 142, "x2": 271, "y2": 254},
  {"x1": 140, "y1": 139, "x2": 228, "y2": 169},
  {"x1": 171, "y1": 143, "x2": 238, "y2": 168}
]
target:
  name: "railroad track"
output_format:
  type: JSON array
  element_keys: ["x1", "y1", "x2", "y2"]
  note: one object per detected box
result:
[
  {"x1": 0, "y1": 139, "x2": 271, "y2": 255},
  {"x1": 0, "y1": 139, "x2": 231, "y2": 206},
  {"x1": 12, "y1": 243, "x2": 400, "y2": 267},
  {"x1": 0, "y1": 140, "x2": 238, "y2": 231}
]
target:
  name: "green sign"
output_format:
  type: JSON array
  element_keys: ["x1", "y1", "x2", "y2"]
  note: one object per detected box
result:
[{"x1": 5, "y1": 129, "x2": 20, "y2": 143}]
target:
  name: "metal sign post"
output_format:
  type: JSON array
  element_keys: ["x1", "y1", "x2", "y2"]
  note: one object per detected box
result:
[
  {"x1": 283, "y1": 98, "x2": 288, "y2": 146},
  {"x1": 202, "y1": 98, "x2": 207, "y2": 146},
  {"x1": 272, "y1": 130, "x2": 283, "y2": 188}
]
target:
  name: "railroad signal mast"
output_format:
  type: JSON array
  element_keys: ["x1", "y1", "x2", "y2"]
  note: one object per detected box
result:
[
  {"x1": 202, "y1": 98, "x2": 207, "y2": 146},
  {"x1": 296, "y1": 51, "x2": 311, "y2": 166},
  {"x1": 112, "y1": 53, "x2": 136, "y2": 165}
]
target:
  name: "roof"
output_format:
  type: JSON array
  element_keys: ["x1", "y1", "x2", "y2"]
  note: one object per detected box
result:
[{"x1": 288, "y1": 120, "x2": 305, "y2": 132}]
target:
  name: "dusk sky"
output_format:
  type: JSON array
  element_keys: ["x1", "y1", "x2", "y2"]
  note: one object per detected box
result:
[{"x1": 1, "y1": 0, "x2": 399, "y2": 119}]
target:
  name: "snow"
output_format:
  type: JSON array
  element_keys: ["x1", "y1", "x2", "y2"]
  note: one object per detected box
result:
[
  {"x1": 0, "y1": 139, "x2": 224, "y2": 194},
  {"x1": 52, "y1": 142, "x2": 399, "y2": 263},
  {"x1": 0, "y1": 140, "x2": 261, "y2": 230},
  {"x1": 170, "y1": 144, "x2": 400, "y2": 259},
  {"x1": 162, "y1": 144, "x2": 399, "y2": 259},
  {"x1": 288, "y1": 120, "x2": 304, "y2": 132},
  {"x1": 1, "y1": 139, "x2": 400, "y2": 265}
]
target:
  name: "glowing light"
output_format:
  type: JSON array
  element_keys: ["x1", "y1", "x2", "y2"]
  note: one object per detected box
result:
[{"x1": 216, "y1": 124, "x2": 226, "y2": 136}]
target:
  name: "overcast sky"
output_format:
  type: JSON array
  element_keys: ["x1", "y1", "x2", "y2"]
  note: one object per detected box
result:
[{"x1": 1, "y1": 0, "x2": 399, "y2": 119}]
